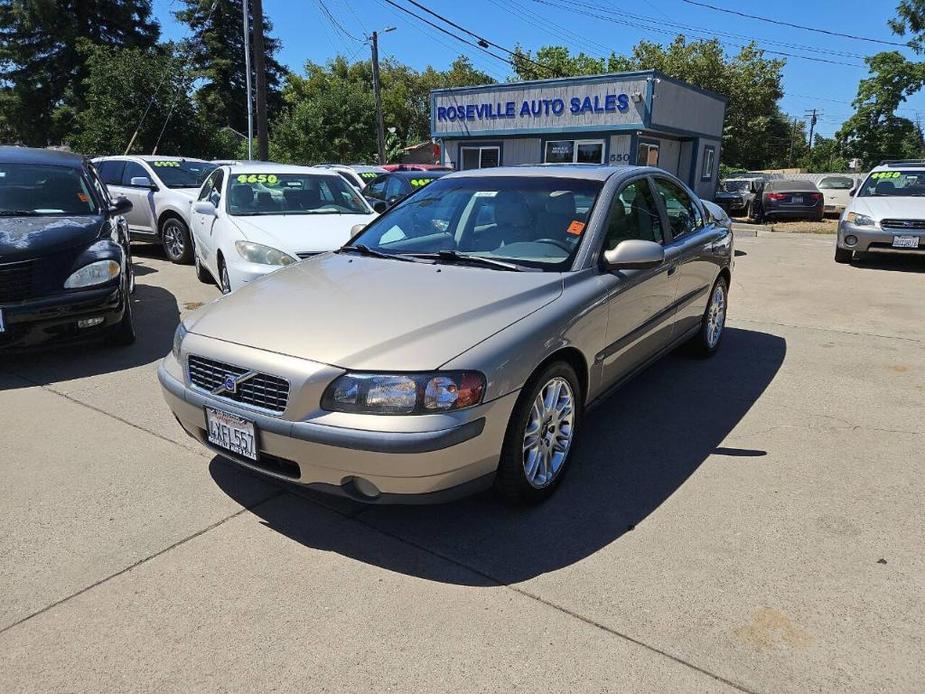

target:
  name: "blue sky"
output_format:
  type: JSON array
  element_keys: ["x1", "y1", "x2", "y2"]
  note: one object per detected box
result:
[{"x1": 152, "y1": 0, "x2": 925, "y2": 139}]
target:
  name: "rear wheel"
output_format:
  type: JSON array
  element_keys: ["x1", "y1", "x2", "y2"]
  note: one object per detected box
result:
[
  {"x1": 834, "y1": 247, "x2": 853, "y2": 264},
  {"x1": 495, "y1": 362, "x2": 581, "y2": 505},
  {"x1": 688, "y1": 275, "x2": 728, "y2": 357},
  {"x1": 161, "y1": 216, "x2": 193, "y2": 265}
]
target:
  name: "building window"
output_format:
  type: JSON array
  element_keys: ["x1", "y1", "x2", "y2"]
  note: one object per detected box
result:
[
  {"x1": 544, "y1": 139, "x2": 604, "y2": 164},
  {"x1": 460, "y1": 146, "x2": 500, "y2": 170},
  {"x1": 701, "y1": 146, "x2": 716, "y2": 181},
  {"x1": 637, "y1": 142, "x2": 659, "y2": 167}
]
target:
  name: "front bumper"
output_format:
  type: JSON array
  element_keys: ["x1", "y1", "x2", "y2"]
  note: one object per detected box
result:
[
  {"x1": 0, "y1": 284, "x2": 124, "y2": 350},
  {"x1": 158, "y1": 349, "x2": 517, "y2": 503},
  {"x1": 836, "y1": 222, "x2": 925, "y2": 254}
]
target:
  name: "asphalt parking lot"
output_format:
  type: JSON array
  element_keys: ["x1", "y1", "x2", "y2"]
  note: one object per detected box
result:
[{"x1": 1, "y1": 234, "x2": 923, "y2": 693}]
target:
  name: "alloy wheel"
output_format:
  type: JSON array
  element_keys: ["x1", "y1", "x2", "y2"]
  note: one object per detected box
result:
[
  {"x1": 706, "y1": 282, "x2": 727, "y2": 349},
  {"x1": 522, "y1": 376, "x2": 575, "y2": 488},
  {"x1": 162, "y1": 220, "x2": 185, "y2": 260}
]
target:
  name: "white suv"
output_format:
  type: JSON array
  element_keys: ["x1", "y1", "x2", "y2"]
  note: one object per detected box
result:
[
  {"x1": 94, "y1": 156, "x2": 215, "y2": 264},
  {"x1": 836, "y1": 160, "x2": 925, "y2": 264}
]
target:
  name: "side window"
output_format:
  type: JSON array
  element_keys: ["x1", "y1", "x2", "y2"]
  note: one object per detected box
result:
[
  {"x1": 365, "y1": 175, "x2": 387, "y2": 200},
  {"x1": 603, "y1": 179, "x2": 665, "y2": 251},
  {"x1": 199, "y1": 169, "x2": 224, "y2": 205},
  {"x1": 87, "y1": 167, "x2": 109, "y2": 204},
  {"x1": 122, "y1": 161, "x2": 150, "y2": 187},
  {"x1": 97, "y1": 160, "x2": 125, "y2": 186},
  {"x1": 653, "y1": 178, "x2": 702, "y2": 239},
  {"x1": 385, "y1": 176, "x2": 406, "y2": 201}
]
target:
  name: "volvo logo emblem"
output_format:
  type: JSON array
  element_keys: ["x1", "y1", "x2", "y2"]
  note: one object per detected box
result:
[{"x1": 212, "y1": 370, "x2": 258, "y2": 396}]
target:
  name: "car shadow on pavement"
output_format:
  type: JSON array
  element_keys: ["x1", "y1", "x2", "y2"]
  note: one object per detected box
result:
[
  {"x1": 851, "y1": 254, "x2": 924, "y2": 274},
  {"x1": 0, "y1": 283, "x2": 180, "y2": 389},
  {"x1": 211, "y1": 327, "x2": 786, "y2": 586}
]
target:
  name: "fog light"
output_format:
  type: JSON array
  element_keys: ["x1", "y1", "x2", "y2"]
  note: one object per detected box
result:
[
  {"x1": 844, "y1": 235, "x2": 858, "y2": 246},
  {"x1": 77, "y1": 316, "x2": 104, "y2": 328},
  {"x1": 347, "y1": 477, "x2": 381, "y2": 499}
]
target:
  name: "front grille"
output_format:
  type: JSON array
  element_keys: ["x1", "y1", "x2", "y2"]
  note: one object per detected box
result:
[
  {"x1": 0, "y1": 261, "x2": 34, "y2": 302},
  {"x1": 188, "y1": 355, "x2": 290, "y2": 414},
  {"x1": 881, "y1": 219, "x2": 925, "y2": 230}
]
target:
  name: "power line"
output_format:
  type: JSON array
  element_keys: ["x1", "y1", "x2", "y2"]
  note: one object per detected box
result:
[{"x1": 681, "y1": 0, "x2": 909, "y2": 48}]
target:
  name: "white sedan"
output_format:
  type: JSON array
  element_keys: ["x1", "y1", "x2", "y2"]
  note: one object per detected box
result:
[{"x1": 189, "y1": 164, "x2": 377, "y2": 293}]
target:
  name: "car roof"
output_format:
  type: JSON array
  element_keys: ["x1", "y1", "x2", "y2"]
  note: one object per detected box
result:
[
  {"x1": 870, "y1": 162, "x2": 925, "y2": 172},
  {"x1": 765, "y1": 179, "x2": 819, "y2": 191},
  {"x1": 224, "y1": 163, "x2": 344, "y2": 176},
  {"x1": 94, "y1": 155, "x2": 209, "y2": 163},
  {"x1": 386, "y1": 169, "x2": 448, "y2": 179},
  {"x1": 0, "y1": 146, "x2": 85, "y2": 168}
]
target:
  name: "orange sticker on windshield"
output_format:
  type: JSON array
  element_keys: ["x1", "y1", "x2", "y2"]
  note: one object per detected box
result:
[{"x1": 566, "y1": 220, "x2": 585, "y2": 235}]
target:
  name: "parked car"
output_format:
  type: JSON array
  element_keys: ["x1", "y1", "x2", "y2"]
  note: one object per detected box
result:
[
  {"x1": 349, "y1": 164, "x2": 388, "y2": 187},
  {"x1": 159, "y1": 165, "x2": 733, "y2": 504},
  {"x1": 361, "y1": 169, "x2": 449, "y2": 211},
  {"x1": 757, "y1": 179, "x2": 824, "y2": 222},
  {"x1": 817, "y1": 175, "x2": 858, "y2": 216},
  {"x1": 315, "y1": 164, "x2": 367, "y2": 190},
  {"x1": 714, "y1": 177, "x2": 758, "y2": 218},
  {"x1": 835, "y1": 161, "x2": 925, "y2": 264},
  {"x1": 189, "y1": 164, "x2": 377, "y2": 293},
  {"x1": 94, "y1": 155, "x2": 215, "y2": 264},
  {"x1": 380, "y1": 164, "x2": 452, "y2": 172},
  {"x1": 0, "y1": 147, "x2": 135, "y2": 349}
]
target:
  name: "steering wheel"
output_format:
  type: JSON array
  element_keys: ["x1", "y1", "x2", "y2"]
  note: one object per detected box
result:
[{"x1": 534, "y1": 238, "x2": 574, "y2": 252}]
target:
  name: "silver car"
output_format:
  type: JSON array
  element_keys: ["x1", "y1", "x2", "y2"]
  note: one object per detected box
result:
[
  {"x1": 159, "y1": 165, "x2": 734, "y2": 504},
  {"x1": 94, "y1": 156, "x2": 215, "y2": 264}
]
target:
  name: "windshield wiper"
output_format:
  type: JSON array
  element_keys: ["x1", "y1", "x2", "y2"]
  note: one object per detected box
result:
[
  {"x1": 338, "y1": 244, "x2": 422, "y2": 263},
  {"x1": 411, "y1": 250, "x2": 526, "y2": 271}
]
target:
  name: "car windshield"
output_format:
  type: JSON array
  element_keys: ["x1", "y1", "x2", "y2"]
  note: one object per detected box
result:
[
  {"x1": 723, "y1": 180, "x2": 750, "y2": 192},
  {"x1": 150, "y1": 160, "x2": 215, "y2": 189},
  {"x1": 858, "y1": 170, "x2": 925, "y2": 197},
  {"x1": 0, "y1": 163, "x2": 98, "y2": 215},
  {"x1": 227, "y1": 173, "x2": 371, "y2": 216},
  {"x1": 818, "y1": 176, "x2": 854, "y2": 190},
  {"x1": 349, "y1": 176, "x2": 604, "y2": 270}
]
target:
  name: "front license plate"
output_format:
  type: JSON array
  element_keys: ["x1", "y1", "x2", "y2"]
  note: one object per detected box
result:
[
  {"x1": 206, "y1": 407, "x2": 258, "y2": 460},
  {"x1": 892, "y1": 235, "x2": 920, "y2": 248},
  {"x1": 790, "y1": 195, "x2": 803, "y2": 204}
]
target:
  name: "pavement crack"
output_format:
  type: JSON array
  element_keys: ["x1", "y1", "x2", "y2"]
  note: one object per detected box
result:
[
  {"x1": 729, "y1": 318, "x2": 923, "y2": 344},
  {"x1": 0, "y1": 490, "x2": 285, "y2": 638}
]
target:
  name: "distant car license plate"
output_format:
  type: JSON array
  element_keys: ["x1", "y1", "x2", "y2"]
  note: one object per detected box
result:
[
  {"x1": 892, "y1": 235, "x2": 920, "y2": 248},
  {"x1": 206, "y1": 407, "x2": 258, "y2": 460},
  {"x1": 790, "y1": 195, "x2": 803, "y2": 204}
]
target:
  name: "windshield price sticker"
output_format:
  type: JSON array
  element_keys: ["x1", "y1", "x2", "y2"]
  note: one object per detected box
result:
[
  {"x1": 871, "y1": 171, "x2": 901, "y2": 179},
  {"x1": 152, "y1": 161, "x2": 180, "y2": 167},
  {"x1": 410, "y1": 178, "x2": 433, "y2": 188},
  {"x1": 360, "y1": 172, "x2": 378, "y2": 179},
  {"x1": 236, "y1": 174, "x2": 279, "y2": 185}
]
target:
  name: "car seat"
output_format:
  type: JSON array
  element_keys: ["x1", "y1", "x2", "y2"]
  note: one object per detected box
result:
[
  {"x1": 875, "y1": 180, "x2": 897, "y2": 196},
  {"x1": 229, "y1": 184, "x2": 255, "y2": 211},
  {"x1": 255, "y1": 191, "x2": 278, "y2": 212},
  {"x1": 41, "y1": 175, "x2": 82, "y2": 212},
  {"x1": 543, "y1": 191, "x2": 577, "y2": 241}
]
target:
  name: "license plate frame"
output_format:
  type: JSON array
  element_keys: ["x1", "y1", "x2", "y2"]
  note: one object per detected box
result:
[
  {"x1": 206, "y1": 407, "x2": 258, "y2": 461},
  {"x1": 892, "y1": 235, "x2": 920, "y2": 249}
]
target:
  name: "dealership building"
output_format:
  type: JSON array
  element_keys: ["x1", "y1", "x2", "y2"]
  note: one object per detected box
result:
[{"x1": 430, "y1": 70, "x2": 727, "y2": 198}]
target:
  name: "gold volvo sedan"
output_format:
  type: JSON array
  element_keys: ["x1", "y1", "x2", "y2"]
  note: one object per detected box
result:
[{"x1": 159, "y1": 165, "x2": 733, "y2": 504}]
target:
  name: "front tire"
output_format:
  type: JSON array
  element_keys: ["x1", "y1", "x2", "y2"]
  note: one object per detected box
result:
[
  {"x1": 106, "y1": 278, "x2": 136, "y2": 346},
  {"x1": 495, "y1": 362, "x2": 581, "y2": 505},
  {"x1": 218, "y1": 257, "x2": 232, "y2": 294},
  {"x1": 834, "y1": 247, "x2": 853, "y2": 264},
  {"x1": 161, "y1": 216, "x2": 193, "y2": 265},
  {"x1": 688, "y1": 275, "x2": 728, "y2": 357}
]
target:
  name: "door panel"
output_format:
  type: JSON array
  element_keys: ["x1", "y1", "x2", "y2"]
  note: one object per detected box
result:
[{"x1": 120, "y1": 162, "x2": 157, "y2": 234}]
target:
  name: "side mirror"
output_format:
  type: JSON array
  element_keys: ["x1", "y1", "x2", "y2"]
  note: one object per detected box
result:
[
  {"x1": 130, "y1": 176, "x2": 156, "y2": 189},
  {"x1": 108, "y1": 196, "x2": 132, "y2": 216},
  {"x1": 193, "y1": 200, "x2": 217, "y2": 216},
  {"x1": 373, "y1": 201, "x2": 388, "y2": 214},
  {"x1": 603, "y1": 239, "x2": 665, "y2": 271}
]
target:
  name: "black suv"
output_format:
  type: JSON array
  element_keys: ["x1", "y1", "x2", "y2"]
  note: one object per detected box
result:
[
  {"x1": 361, "y1": 169, "x2": 449, "y2": 211},
  {"x1": 0, "y1": 147, "x2": 136, "y2": 349}
]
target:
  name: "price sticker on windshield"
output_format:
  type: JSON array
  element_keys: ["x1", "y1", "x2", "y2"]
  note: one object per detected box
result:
[
  {"x1": 360, "y1": 172, "x2": 378, "y2": 180},
  {"x1": 152, "y1": 161, "x2": 180, "y2": 167},
  {"x1": 566, "y1": 220, "x2": 585, "y2": 236},
  {"x1": 871, "y1": 171, "x2": 901, "y2": 179},
  {"x1": 236, "y1": 174, "x2": 279, "y2": 185},
  {"x1": 410, "y1": 178, "x2": 433, "y2": 188}
]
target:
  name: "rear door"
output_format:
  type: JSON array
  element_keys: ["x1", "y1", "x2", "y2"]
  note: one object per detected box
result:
[
  {"x1": 652, "y1": 176, "x2": 725, "y2": 337},
  {"x1": 119, "y1": 161, "x2": 157, "y2": 235},
  {"x1": 599, "y1": 176, "x2": 680, "y2": 385}
]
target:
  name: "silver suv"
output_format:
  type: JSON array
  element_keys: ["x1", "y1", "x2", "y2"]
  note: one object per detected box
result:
[
  {"x1": 836, "y1": 160, "x2": 925, "y2": 264},
  {"x1": 95, "y1": 156, "x2": 215, "y2": 264}
]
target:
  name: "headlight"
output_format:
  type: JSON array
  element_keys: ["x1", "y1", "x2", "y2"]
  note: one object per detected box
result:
[
  {"x1": 63, "y1": 259, "x2": 120, "y2": 288},
  {"x1": 172, "y1": 323, "x2": 188, "y2": 359},
  {"x1": 234, "y1": 241, "x2": 296, "y2": 266},
  {"x1": 321, "y1": 371, "x2": 486, "y2": 415},
  {"x1": 845, "y1": 212, "x2": 875, "y2": 227}
]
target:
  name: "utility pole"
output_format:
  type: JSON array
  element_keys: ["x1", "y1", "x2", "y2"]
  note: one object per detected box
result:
[
  {"x1": 252, "y1": 0, "x2": 268, "y2": 161},
  {"x1": 370, "y1": 31, "x2": 386, "y2": 165},
  {"x1": 804, "y1": 109, "x2": 821, "y2": 151},
  {"x1": 788, "y1": 118, "x2": 798, "y2": 167},
  {"x1": 242, "y1": 0, "x2": 254, "y2": 160}
]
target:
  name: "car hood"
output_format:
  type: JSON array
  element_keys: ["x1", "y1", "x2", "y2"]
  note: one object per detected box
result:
[
  {"x1": 0, "y1": 215, "x2": 104, "y2": 261},
  {"x1": 231, "y1": 213, "x2": 374, "y2": 255},
  {"x1": 187, "y1": 253, "x2": 563, "y2": 370},
  {"x1": 851, "y1": 196, "x2": 925, "y2": 220}
]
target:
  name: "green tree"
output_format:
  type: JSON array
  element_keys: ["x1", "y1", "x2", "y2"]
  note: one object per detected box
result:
[
  {"x1": 511, "y1": 38, "x2": 786, "y2": 170},
  {"x1": 69, "y1": 42, "x2": 210, "y2": 157},
  {"x1": 0, "y1": 0, "x2": 160, "y2": 146},
  {"x1": 891, "y1": 0, "x2": 925, "y2": 52},
  {"x1": 176, "y1": 0, "x2": 286, "y2": 136},
  {"x1": 797, "y1": 135, "x2": 849, "y2": 173}
]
